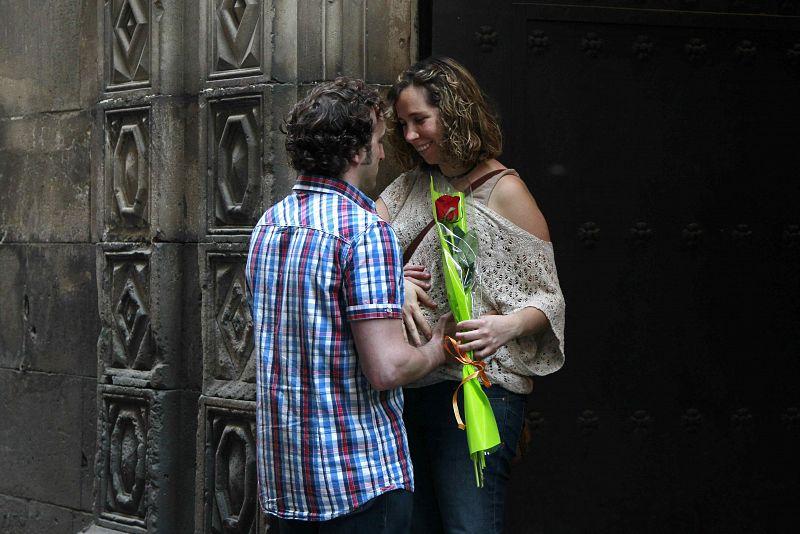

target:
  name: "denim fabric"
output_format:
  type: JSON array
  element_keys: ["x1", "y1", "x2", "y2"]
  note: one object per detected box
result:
[
  {"x1": 276, "y1": 489, "x2": 413, "y2": 534},
  {"x1": 403, "y1": 381, "x2": 527, "y2": 534}
]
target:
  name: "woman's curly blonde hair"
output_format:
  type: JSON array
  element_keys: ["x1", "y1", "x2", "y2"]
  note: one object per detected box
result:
[{"x1": 387, "y1": 56, "x2": 502, "y2": 171}]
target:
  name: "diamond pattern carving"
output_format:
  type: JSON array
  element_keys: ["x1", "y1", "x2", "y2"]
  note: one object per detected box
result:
[
  {"x1": 105, "y1": 399, "x2": 148, "y2": 519},
  {"x1": 111, "y1": 260, "x2": 153, "y2": 370},
  {"x1": 215, "y1": 262, "x2": 254, "y2": 378},
  {"x1": 111, "y1": 0, "x2": 150, "y2": 84},
  {"x1": 216, "y1": 0, "x2": 261, "y2": 72}
]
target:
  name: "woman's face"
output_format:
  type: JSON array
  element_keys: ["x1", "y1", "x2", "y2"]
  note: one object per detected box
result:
[{"x1": 394, "y1": 85, "x2": 443, "y2": 166}]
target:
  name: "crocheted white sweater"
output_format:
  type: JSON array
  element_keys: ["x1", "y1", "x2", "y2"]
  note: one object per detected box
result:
[{"x1": 380, "y1": 168, "x2": 566, "y2": 394}]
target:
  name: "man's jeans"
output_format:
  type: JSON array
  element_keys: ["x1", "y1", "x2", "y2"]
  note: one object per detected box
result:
[
  {"x1": 276, "y1": 489, "x2": 413, "y2": 534},
  {"x1": 403, "y1": 380, "x2": 527, "y2": 534}
]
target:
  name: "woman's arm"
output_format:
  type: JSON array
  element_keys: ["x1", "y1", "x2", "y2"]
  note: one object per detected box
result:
[
  {"x1": 454, "y1": 308, "x2": 549, "y2": 359},
  {"x1": 487, "y1": 173, "x2": 550, "y2": 242},
  {"x1": 456, "y1": 172, "x2": 553, "y2": 358},
  {"x1": 376, "y1": 197, "x2": 391, "y2": 222}
]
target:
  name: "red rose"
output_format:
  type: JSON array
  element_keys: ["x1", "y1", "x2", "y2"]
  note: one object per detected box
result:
[{"x1": 435, "y1": 194, "x2": 461, "y2": 223}]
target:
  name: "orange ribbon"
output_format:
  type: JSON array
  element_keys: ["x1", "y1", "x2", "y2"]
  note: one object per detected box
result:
[{"x1": 444, "y1": 336, "x2": 492, "y2": 430}]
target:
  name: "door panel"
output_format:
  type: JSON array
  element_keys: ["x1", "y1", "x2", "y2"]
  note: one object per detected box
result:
[{"x1": 432, "y1": 2, "x2": 800, "y2": 531}]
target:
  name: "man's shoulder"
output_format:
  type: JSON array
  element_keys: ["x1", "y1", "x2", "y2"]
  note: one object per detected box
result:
[{"x1": 327, "y1": 193, "x2": 390, "y2": 240}]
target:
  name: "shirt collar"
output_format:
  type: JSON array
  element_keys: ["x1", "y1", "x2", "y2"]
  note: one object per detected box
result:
[{"x1": 293, "y1": 174, "x2": 377, "y2": 213}]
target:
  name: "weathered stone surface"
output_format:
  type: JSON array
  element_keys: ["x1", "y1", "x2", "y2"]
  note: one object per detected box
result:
[
  {"x1": 268, "y1": 83, "x2": 299, "y2": 204},
  {"x1": 0, "y1": 111, "x2": 93, "y2": 243},
  {"x1": 272, "y1": 0, "x2": 299, "y2": 83},
  {"x1": 199, "y1": 243, "x2": 256, "y2": 400},
  {"x1": 0, "y1": 494, "x2": 93, "y2": 534},
  {"x1": 95, "y1": 384, "x2": 198, "y2": 533},
  {"x1": 194, "y1": 396, "x2": 271, "y2": 533},
  {"x1": 96, "y1": 243, "x2": 186, "y2": 389},
  {"x1": 0, "y1": 0, "x2": 97, "y2": 115},
  {"x1": 0, "y1": 244, "x2": 99, "y2": 377},
  {"x1": 365, "y1": 0, "x2": 417, "y2": 84},
  {"x1": 201, "y1": 90, "x2": 268, "y2": 236},
  {"x1": 0, "y1": 2, "x2": 420, "y2": 532},
  {"x1": 272, "y1": 0, "x2": 416, "y2": 84},
  {"x1": 0, "y1": 245, "x2": 24, "y2": 367},
  {"x1": 0, "y1": 369, "x2": 96, "y2": 508},
  {"x1": 100, "y1": 0, "x2": 184, "y2": 95},
  {"x1": 95, "y1": 98, "x2": 191, "y2": 243}
]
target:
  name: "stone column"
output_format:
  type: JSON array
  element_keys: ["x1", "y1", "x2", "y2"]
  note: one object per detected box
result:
[
  {"x1": 90, "y1": 1, "x2": 198, "y2": 532},
  {"x1": 194, "y1": 2, "x2": 417, "y2": 532},
  {"x1": 86, "y1": 1, "x2": 417, "y2": 533}
]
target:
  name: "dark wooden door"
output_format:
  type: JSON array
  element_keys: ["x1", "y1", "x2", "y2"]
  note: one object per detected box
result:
[{"x1": 428, "y1": 1, "x2": 800, "y2": 531}]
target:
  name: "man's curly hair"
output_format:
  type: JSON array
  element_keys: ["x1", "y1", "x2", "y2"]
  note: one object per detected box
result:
[
  {"x1": 284, "y1": 77, "x2": 386, "y2": 178},
  {"x1": 387, "y1": 56, "x2": 502, "y2": 170}
]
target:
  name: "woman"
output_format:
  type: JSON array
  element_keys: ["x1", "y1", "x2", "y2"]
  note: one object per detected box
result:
[{"x1": 376, "y1": 57, "x2": 566, "y2": 533}]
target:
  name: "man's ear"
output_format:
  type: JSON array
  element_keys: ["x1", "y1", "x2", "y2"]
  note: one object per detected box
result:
[{"x1": 349, "y1": 148, "x2": 365, "y2": 167}]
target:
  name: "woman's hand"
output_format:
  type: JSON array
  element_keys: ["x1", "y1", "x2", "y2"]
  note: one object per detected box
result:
[
  {"x1": 453, "y1": 312, "x2": 510, "y2": 359},
  {"x1": 403, "y1": 279, "x2": 437, "y2": 346},
  {"x1": 403, "y1": 264, "x2": 431, "y2": 291},
  {"x1": 455, "y1": 307, "x2": 548, "y2": 359}
]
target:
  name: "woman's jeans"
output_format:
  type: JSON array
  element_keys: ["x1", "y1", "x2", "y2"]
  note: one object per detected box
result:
[{"x1": 403, "y1": 380, "x2": 527, "y2": 534}]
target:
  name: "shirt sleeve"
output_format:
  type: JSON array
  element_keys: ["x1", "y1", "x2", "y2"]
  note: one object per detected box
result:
[{"x1": 344, "y1": 220, "x2": 405, "y2": 321}]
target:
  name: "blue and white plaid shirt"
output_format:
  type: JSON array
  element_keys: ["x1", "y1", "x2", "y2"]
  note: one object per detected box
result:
[{"x1": 246, "y1": 175, "x2": 411, "y2": 521}]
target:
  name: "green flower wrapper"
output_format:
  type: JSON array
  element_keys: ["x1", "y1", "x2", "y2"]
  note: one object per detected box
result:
[{"x1": 430, "y1": 176, "x2": 501, "y2": 487}]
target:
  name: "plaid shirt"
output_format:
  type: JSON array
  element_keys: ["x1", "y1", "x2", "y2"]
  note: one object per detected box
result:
[{"x1": 245, "y1": 175, "x2": 411, "y2": 521}]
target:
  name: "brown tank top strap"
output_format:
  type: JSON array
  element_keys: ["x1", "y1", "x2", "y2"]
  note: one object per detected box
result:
[{"x1": 469, "y1": 168, "x2": 517, "y2": 206}]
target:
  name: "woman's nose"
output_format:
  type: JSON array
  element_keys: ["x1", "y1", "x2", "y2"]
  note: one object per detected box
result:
[{"x1": 404, "y1": 127, "x2": 418, "y2": 142}]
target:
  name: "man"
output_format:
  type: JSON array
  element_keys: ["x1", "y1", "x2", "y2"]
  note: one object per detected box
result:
[{"x1": 246, "y1": 78, "x2": 450, "y2": 533}]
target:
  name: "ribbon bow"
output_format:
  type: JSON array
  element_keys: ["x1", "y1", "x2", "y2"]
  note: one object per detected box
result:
[{"x1": 444, "y1": 336, "x2": 492, "y2": 430}]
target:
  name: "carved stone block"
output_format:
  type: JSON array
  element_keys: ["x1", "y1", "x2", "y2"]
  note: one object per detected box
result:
[
  {"x1": 195, "y1": 396, "x2": 271, "y2": 534},
  {"x1": 107, "y1": 0, "x2": 151, "y2": 89},
  {"x1": 102, "y1": 0, "x2": 183, "y2": 94},
  {"x1": 103, "y1": 107, "x2": 151, "y2": 239},
  {"x1": 207, "y1": 95, "x2": 266, "y2": 233},
  {"x1": 209, "y1": 0, "x2": 267, "y2": 79},
  {"x1": 96, "y1": 385, "x2": 198, "y2": 533},
  {"x1": 199, "y1": 243, "x2": 257, "y2": 400},
  {"x1": 100, "y1": 100, "x2": 189, "y2": 242},
  {"x1": 97, "y1": 243, "x2": 183, "y2": 389}
]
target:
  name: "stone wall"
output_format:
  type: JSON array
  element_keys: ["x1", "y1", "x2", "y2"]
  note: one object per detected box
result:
[
  {"x1": 0, "y1": 1, "x2": 418, "y2": 532},
  {"x1": 1, "y1": 1, "x2": 99, "y2": 532}
]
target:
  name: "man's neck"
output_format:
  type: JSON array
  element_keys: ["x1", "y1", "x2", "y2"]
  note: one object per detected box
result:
[{"x1": 340, "y1": 165, "x2": 364, "y2": 192}]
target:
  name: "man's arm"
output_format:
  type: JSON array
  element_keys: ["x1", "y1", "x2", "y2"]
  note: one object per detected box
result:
[{"x1": 351, "y1": 314, "x2": 451, "y2": 391}]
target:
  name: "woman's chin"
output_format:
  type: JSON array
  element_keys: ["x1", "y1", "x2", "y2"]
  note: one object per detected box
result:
[{"x1": 419, "y1": 153, "x2": 438, "y2": 166}]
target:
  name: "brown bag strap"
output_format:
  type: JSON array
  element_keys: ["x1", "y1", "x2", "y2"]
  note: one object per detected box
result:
[{"x1": 402, "y1": 168, "x2": 505, "y2": 264}]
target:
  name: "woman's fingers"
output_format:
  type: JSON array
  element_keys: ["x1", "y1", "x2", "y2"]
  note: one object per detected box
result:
[
  {"x1": 403, "y1": 306, "x2": 423, "y2": 346},
  {"x1": 403, "y1": 265, "x2": 432, "y2": 290}
]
